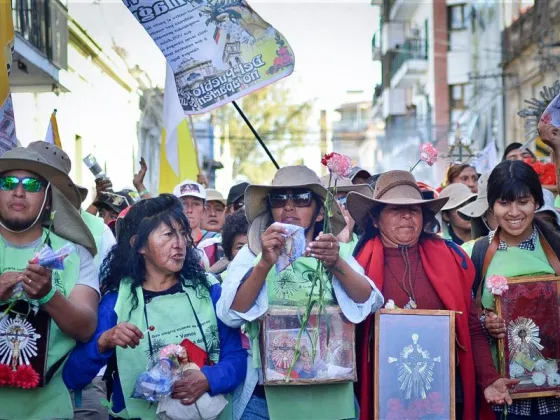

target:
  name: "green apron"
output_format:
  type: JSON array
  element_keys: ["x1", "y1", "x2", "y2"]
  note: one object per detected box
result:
[
  {"x1": 258, "y1": 244, "x2": 357, "y2": 420},
  {"x1": 80, "y1": 211, "x2": 107, "y2": 269},
  {"x1": 0, "y1": 229, "x2": 79, "y2": 419},
  {"x1": 112, "y1": 275, "x2": 232, "y2": 420},
  {"x1": 480, "y1": 241, "x2": 555, "y2": 366}
]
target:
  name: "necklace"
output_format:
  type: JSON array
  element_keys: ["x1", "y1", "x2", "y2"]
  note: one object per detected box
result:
[{"x1": 384, "y1": 246, "x2": 421, "y2": 309}]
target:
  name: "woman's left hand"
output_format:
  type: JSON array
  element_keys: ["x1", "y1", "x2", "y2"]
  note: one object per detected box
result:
[
  {"x1": 172, "y1": 369, "x2": 210, "y2": 405},
  {"x1": 483, "y1": 377, "x2": 519, "y2": 405},
  {"x1": 307, "y1": 233, "x2": 340, "y2": 268}
]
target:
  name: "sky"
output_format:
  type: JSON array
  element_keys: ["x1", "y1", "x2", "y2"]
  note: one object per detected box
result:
[{"x1": 68, "y1": 0, "x2": 381, "y2": 116}]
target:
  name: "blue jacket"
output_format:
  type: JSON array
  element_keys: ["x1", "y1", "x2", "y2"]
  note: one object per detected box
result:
[{"x1": 63, "y1": 283, "x2": 247, "y2": 414}]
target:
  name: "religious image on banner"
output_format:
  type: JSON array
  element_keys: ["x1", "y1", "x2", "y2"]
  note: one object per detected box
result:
[{"x1": 122, "y1": 0, "x2": 295, "y2": 115}]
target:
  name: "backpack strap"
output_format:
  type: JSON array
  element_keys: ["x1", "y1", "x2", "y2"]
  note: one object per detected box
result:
[{"x1": 470, "y1": 238, "x2": 489, "y2": 298}]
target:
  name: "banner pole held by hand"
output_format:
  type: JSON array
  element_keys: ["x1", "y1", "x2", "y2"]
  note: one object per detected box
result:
[{"x1": 232, "y1": 101, "x2": 279, "y2": 169}]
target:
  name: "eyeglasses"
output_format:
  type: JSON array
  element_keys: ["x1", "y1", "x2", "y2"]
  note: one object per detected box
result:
[
  {"x1": 268, "y1": 189, "x2": 313, "y2": 209},
  {"x1": 0, "y1": 176, "x2": 44, "y2": 193},
  {"x1": 232, "y1": 201, "x2": 244, "y2": 211}
]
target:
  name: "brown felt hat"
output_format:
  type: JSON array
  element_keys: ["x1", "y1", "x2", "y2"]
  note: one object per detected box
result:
[
  {"x1": 347, "y1": 170, "x2": 449, "y2": 229},
  {"x1": 245, "y1": 165, "x2": 346, "y2": 237}
]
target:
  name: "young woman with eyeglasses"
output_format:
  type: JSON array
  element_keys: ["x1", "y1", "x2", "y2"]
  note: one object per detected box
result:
[{"x1": 216, "y1": 166, "x2": 383, "y2": 420}]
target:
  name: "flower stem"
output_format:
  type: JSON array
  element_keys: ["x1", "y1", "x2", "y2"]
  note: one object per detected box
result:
[{"x1": 409, "y1": 160, "x2": 421, "y2": 172}]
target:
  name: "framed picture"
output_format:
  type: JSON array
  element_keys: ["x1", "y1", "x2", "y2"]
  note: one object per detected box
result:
[
  {"x1": 261, "y1": 306, "x2": 356, "y2": 385},
  {"x1": 495, "y1": 275, "x2": 560, "y2": 399},
  {"x1": 375, "y1": 309, "x2": 456, "y2": 420}
]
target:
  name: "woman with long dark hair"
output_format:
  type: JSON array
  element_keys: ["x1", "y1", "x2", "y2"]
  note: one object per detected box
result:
[
  {"x1": 63, "y1": 195, "x2": 247, "y2": 419},
  {"x1": 468, "y1": 160, "x2": 560, "y2": 419},
  {"x1": 445, "y1": 163, "x2": 479, "y2": 193}
]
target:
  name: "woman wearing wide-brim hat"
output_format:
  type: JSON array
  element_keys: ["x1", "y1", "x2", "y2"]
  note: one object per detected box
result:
[
  {"x1": 438, "y1": 183, "x2": 477, "y2": 245},
  {"x1": 0, "y1": 146, "x2": 99, "y2": 420},
  {"x1": 217, "y1": 165, "x2": 383, "y2": 420},
  {"x1": 346, "y1": 170, "x2": 516, "y2": 420}
]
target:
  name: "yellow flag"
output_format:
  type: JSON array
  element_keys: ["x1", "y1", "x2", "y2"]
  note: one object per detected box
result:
[
  {"x1": 0, "y1": 0, "x2": 16, "y2": 155},
  {"x1": 45, "y1": 110, "x2": 62, "y2": 148},
  {"x1": 158, "y1": 64, "x2": 199, "y2": 194}
]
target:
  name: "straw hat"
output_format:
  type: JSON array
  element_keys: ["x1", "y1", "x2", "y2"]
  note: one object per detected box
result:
[
  {"x1": 439, "y1": 183, "x2": 477, "y2": 212},
  {"x1": 320, "y1": 175, "x2": 373, "y2": 197},
  {"x1": 0, "y1": 145, "x2": 96, "y2": 255},
  {"x1": 346, "y1": 170, "x2": 449, "y2": 229},
  {"x1": 244, "y1": 166, "x2": 346, "y2": 253},
  {"x1": 206, "y1": 189, "x2": 227, "y2": 206},
  {"x1": 458, "y1": 171, "x2": 491, "y2": 219}
]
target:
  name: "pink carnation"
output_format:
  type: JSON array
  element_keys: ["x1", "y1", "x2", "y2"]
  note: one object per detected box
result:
[
  {"x1": 419, "y1": 143, "x2": 438, "y2": 166},
  {"x1": 321, "y1": 152, "x2": 352, "y2": 178},
  {"x1": 160, "y1": 344, "x2": 186, "y2": 360},
  {"x1": 486, "y1": 275, "x2": 509, "y2": 296}
]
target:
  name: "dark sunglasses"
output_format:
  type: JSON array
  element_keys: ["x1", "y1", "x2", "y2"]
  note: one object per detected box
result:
[
  {"x1": 232, "y1": 201, "x2": 244, "y2": 211},
  {"x1": 268, "y1": 189, "x2": 313, "y2": 209},
  {"x1": 0, "y1": 176, "x2": 45, "y2": 193}
]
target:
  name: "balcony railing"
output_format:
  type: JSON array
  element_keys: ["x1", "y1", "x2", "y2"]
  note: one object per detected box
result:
[
  {"x1": 12, "y1": 0, "x2": 68, "y2": 70},
  {"x1": 389, "y1": 38, "x2": 427, "y2": 81}
]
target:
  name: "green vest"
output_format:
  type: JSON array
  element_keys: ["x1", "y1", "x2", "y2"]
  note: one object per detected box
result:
[
  {"x1": 258, "y1": 242, "x2": 357, "y2": 420},
  {"x1": 80, "y1": 211, "x2": 107, "y2": 269},
  {"x1": 0, "y1": 230, "x2": 79, "y2": 419},
  {"x1": 112, "y1": 275, "x2": 230, "y2": 420}
]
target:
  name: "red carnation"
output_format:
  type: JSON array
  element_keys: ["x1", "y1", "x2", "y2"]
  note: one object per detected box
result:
[
  {"x1": 0, "y1": 364, "x2": 13, "y2": 386},
  {"x1": 12, "y1": 364, "x2": 40, "y2": 389}
]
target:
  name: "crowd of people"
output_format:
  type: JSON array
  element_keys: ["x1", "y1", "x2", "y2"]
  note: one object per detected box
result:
[{"x1": 1, "y1": 119, "x2": 560, "y2": 420}]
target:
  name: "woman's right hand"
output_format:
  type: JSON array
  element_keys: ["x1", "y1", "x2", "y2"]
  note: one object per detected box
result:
[
  {"x1": 260, "y1": 223, "x2": 287, "y2": 267},
  {"x1": 485, "y1": 311, "x2": 506, "y2": 339},
  {"x1": 97, "y1": 322, "x2": 143, "y2": 353}
]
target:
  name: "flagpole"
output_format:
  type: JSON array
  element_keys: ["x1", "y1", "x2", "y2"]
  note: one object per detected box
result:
[{"x1": 232, "y1": 100, "x2": 279, "y2": 169}]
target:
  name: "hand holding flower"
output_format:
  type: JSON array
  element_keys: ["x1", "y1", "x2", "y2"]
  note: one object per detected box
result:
[
  {"x1": 485, "y1": 311, "x2": 506, "y2": 339},
  {"x1": 307, "y1": 233, "x2": 340, "y2": 268}
]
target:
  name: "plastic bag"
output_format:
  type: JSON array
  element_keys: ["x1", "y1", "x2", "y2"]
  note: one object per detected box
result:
[
  {"x1": 30, "y1": 243, "x2": 74, "y2": 270},
  {"x1": 131, "y1": 358, "x2": 181, "y2": 403},
  {"x1": 275, "y1": 223, "x2": 306, "y2": 273},
  {"x1": 541, "y1": 92, "x2": 560, "y2": 128},
  {"x1": 157, "y1": 391, "x2": 228, "y2": 420}
]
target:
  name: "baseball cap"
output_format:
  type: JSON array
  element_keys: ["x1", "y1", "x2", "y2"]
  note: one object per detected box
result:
[
  {"x1": 93, "y1": 191, "x2": 136, "y2": 214},
  {"x1": 227, "y1": 182, "x2": 250, "y2": 207},
  {"x1": 206, "y1": 189, "x2": 227, "y2": 206},
  {"x1": 173, "y1": 179, "x2": 206, "y2": 200}
]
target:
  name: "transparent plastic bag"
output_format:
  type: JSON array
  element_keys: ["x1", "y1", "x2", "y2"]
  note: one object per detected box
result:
[
  {"x1": 131, "y1": 358, "x2": 181, "y2": 403},
  {"x1": 275, "y1": 223, "x2": 306, "y2": 273},
  {"x1": 30, "y1": 243, "x2": 74, "y2": 270}
]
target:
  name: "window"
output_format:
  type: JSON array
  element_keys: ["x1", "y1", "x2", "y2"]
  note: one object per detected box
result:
[
  {"x1": 448, "y1": 4, "x2": 467, "y2": 30},
  {"x1": 449, "y1": 84, "x2": 466, "y2": 109}
]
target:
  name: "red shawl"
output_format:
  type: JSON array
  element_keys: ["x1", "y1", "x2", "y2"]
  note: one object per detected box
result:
[{"x1": 355, "y1": 236, "x2": 478, "y2": 420}]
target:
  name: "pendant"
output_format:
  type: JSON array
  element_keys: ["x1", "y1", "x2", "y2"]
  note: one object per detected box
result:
[{"x1": 404, "y1": 298, "x2": 417, "y2": 309}]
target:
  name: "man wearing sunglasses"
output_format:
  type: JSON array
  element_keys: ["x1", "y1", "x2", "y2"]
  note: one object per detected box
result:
[
  {"x1": 226, "y1": 182, "x2": 249, "y2": 215},
  {"x1": 0, "y1": 145, "x2": 99, "y2": 419}
]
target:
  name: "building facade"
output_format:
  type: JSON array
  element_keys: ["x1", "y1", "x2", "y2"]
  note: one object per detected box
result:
[
  {"x1": 501, "y1": 0, "x2": 560, "y2": 155},
  {"x1": 10, "y1": 0, "x2": 141, "y2": 197},
  {"x1": 371, "y1": 0, "x2": 507, "y2": 182}
]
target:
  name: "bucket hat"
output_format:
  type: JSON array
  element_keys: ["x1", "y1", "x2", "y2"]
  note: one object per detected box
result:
[
  {"x1": 244, "y1": 166, "x2": 346, "y2": 251},
  {"x1": 347, "y1": 170, "x2": 449, "y2": 229},
  {"x1": 320, "y1": 175, "x2": 373, "y2": 197},
  {"x1": 206, "y1": 189, "x2": 227, "y2": 206},
  {"x1": 458, "y1": 172, "x2": 491, "y2": 219},
  {"x1": 0, "y1": 144, "x2": 96, "y2": 255},
  {"x1": 439, "y1": 183, "x2": 477, "y2": 212},
  {"x1": 0, "y1": 144, "x2": 81, "y2": 208}
]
